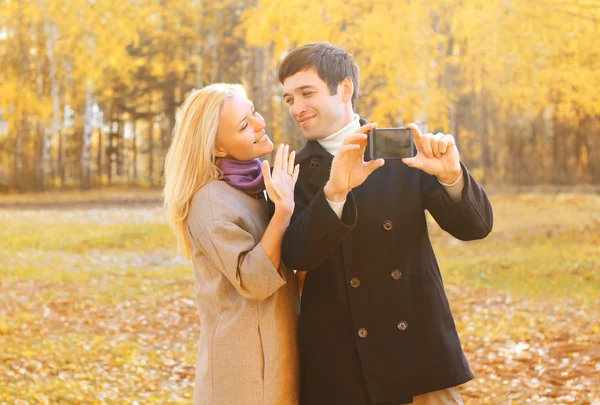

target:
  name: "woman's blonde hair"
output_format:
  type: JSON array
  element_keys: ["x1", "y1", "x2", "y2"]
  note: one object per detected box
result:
[{"x1": 163, "y1": 83, "x2": 247, "y2": 259}]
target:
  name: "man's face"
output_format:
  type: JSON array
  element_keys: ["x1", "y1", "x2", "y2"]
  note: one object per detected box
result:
[{"x1": 282, "y1": 69, "x2": 350, "y2": 140}]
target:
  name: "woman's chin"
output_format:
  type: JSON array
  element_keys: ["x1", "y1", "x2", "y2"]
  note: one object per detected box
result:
[{"x1": 261, "y1": 139, "x2": 274, "y2": 155}]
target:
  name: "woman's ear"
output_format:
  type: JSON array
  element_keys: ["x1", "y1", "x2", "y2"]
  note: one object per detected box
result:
[
  {"x1": 213, "y1": 146, "x2": 227, "y2": 158},
  {"x1": 340, "y1": 77, "x2": 354, "y2": 103},
  {"x1": 213, "y1": 133, "x2": 227, "y2": 158}
]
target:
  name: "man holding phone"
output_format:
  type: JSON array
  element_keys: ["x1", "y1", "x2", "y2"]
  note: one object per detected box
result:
[{"x1": 278, "y1": 42, "x2": 493, "y2": 405}]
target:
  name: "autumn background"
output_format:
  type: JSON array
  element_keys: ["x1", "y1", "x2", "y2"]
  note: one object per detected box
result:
[{"x1": 0, "y1": 0, "x2": 599, "y2": 404}]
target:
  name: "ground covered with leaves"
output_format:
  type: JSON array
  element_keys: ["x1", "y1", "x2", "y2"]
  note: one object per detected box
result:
[{"x1": 0, "y1": 193, "x2": 598, "y2": 404}]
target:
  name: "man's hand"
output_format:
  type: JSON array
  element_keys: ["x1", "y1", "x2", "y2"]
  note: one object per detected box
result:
[
  {"x1": 402, "y1": 123, "x2": 462, "y2": 184},
  {"x1": 324, "y1": 123, "x2": 385, "y2": 202}
]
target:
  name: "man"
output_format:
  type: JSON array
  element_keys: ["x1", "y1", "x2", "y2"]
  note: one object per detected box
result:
[{"x1": 278, "y1": 42, "x2": 493, "y2": 405}]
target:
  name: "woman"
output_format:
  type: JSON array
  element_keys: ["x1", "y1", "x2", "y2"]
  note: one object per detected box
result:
[{"x1": 163, "y1": 83, "x2": 300, "y2": 405}]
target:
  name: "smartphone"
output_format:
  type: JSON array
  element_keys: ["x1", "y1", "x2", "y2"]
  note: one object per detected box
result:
[{"x1": 368, "y1": 127, "x2": 415, "y2": 160}]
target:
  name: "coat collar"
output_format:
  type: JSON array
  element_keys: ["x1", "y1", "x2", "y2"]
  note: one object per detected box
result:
[{"x1": 296, "y1": 141, "x2": 334, "y2": 190}]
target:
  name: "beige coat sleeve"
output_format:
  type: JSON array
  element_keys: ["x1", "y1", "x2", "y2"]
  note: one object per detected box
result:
[{"x1": 193, "y1": 220, "x2": 286, "y2": 301}]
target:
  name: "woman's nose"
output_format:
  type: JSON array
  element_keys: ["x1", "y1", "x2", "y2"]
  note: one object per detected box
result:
[{"x1": 253, "y1": 112, "x2": 266, "y2": 132}]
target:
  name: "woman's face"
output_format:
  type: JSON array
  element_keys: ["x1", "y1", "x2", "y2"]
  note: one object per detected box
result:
[{"x1": 214, "y1": 94, "x2": 273, "y2": 161}]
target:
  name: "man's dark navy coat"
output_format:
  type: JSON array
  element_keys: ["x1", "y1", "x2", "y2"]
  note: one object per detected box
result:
[{"x1": 279, "y1": 122, "x2": 493, "y2": 405}]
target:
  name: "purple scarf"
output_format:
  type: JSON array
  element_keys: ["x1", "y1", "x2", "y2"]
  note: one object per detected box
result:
[{"x1": 218, "y1": 158, "x2": 265, "y2": 198}]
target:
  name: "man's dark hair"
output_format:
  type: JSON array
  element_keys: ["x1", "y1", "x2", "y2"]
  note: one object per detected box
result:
[{"x1": 279, "y1": 42, "x2": 360, "y2": 107}]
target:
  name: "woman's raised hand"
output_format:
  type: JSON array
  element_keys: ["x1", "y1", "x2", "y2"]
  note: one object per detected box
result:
[{"x1": 262, "y1": 144, "x2": 300, "y2": 217}]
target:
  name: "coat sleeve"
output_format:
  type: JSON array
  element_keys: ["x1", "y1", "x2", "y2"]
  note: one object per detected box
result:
[
  {"x1": 191, "y1": 219, "x2": 286, "y2": 302},
  {"x1": 421, "y1": 163, "x2": 494, "y2": 241},
  {"x1": 280, "y1": 186, "x2": 358, "y2": 271}
]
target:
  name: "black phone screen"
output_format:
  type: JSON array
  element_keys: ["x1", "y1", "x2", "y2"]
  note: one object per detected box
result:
[{"x1": 369, "y1": 128, "x2": 414, "y2": 159}]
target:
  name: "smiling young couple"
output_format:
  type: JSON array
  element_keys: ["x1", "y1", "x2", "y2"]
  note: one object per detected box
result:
[{"x1": 163, "y1": 42, "x2": 493, "y2": 405}]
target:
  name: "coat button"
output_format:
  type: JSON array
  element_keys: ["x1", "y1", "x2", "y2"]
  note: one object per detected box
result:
[
  {"x1": 391, "y1": 269, "x2": 402, "y2": 280},
  {"x1": 358, "y1": 328, "x2": 368, "y2": 338},
  {"x1": 383, "y1": 220, "x2": 393, "y2": 231},
  {"x1": 350, "y1": 278, "x2": 361, "y2": 288},
  {"x1": 397, "y1": 321, "x2": 408, "y2": 331}
]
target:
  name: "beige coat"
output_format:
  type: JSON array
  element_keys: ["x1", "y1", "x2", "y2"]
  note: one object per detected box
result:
[{"x1": 187, "y1": 180, "x2": 299, "y2": 405}]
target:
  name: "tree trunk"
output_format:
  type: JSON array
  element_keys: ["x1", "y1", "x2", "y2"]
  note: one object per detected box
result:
[
  {"x1": 106, "y1": 103, "x2": 119, "y2": 185},
  {"x1": 552, "y1": 117, "x2": 568, "y2": 185},
  {"x1": 147, "y1": 119, "x2": 154, "y2": 186},
  {"x1": 251, "y1": 47, "x2": 265, "y2": 114},
  {"x1": 589, "y1": 116, "x2": 600, "y2": 184},
  {"x1": 15, "y1": 122, "x2": 25, "y2": 192},
  {"x1": 35, "y1": 121, "x2": 44, "y2": 191},
  {"x1": 57, "y1": 128, "x2": 65, "y2": 186},
  {"x1": 479, "y1": 90, "x2": 492, "y2": 183},
  {"x1": 96, "y1": 112, "x2": 104, "y2": 184},
  {"x1": 14, "y1": 1, "x2": 26, "y2": 192},
  {"x1": 44, "y1": 19, "x2": 61, "y2": 190},
  {"x1": 132, "y1": 119, "x2": 138, "y2": 182},
  {"x1": 195, "y1": 0, "x2": 205, "y2": 88},
  {"x1": 116, "y1": 115, "x2": 124, "y2": 178},
  {"x1": 80, "y1": 84, "x2": 94, "y2": 190}
]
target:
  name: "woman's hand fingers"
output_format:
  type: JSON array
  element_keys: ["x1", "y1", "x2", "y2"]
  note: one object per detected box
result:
[
  {"x1": 262, "y1": 159, "x2": 271, "y2": 181},
  {"x1": 288, "y1": 150, "x2": 296, "y2": 175},
  {"x1": 281, "y1": 144, "x2": 289, "y2": 174},
  {"x1": 292, "y1": 163, "x2": 300, "y2": 184},
  {"x1": 262, "y1": 159, "x2": 281, "y2": 200},
  {"x1": 273, "y1": 143, "x2": 284, "y2": 172}
]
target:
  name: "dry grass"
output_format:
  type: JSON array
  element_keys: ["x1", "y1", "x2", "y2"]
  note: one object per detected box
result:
[{"x1": 0, "y1": 193, "x2": 599, "y2": 404}]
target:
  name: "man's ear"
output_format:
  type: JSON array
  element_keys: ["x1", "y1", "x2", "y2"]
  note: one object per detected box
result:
[{"x1": 340, "y1": 77, "x2": 354, "y2": 103}]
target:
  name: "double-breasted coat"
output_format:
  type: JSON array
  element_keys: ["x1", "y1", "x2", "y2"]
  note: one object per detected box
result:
[{"x1": 280, "y1": 121, "x2": 493, "y2": 405}]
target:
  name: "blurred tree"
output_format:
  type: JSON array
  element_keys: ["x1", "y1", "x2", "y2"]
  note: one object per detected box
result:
[{"x1": 0, "y1": 0, "x2": 597, "y2": 191}]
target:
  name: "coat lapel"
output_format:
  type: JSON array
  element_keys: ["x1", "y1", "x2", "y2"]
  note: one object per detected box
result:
[
  {"x1": 301, "y1": 140, "x2": 357, "y2": 286},
  {"x1": 299, "y1": 141, "x2": 334, "y2": 191},
  {"x1": 300, "y1": 141, "x2": 358, "y2": 283}
]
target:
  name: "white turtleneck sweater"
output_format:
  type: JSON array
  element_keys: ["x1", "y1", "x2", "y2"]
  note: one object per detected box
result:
[
  {"x1": 318, "y1": 115, "x2": 361, "y2": 217},
  {"x1": 319, "y1": 115, "x2": 463, "y2": 218},
  {"x1": 318, "y1": 114, "x2": 362, "y2": 156}
]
